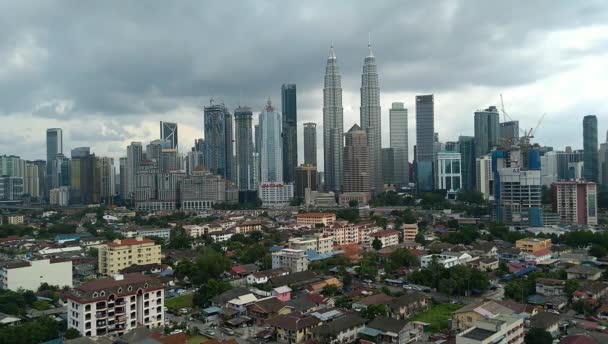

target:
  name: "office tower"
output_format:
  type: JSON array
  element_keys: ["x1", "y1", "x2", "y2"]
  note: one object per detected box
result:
[
  {"x1": 224, "y1": 109, "x2": 234, "y2": 182},
  {"x1": 540, "y1": 151, "x2": 558, "y2": 186},
  {"x1": 381, "y1": 148, "x2": 396, "y2": 185},
  {"x1": 458, "y1": 136, "x2": 475, "y2": 190},
  {"x1": 32, "y1": 160, "x2": 47, "y2": 199},
  {"x1": 343, "y1": 124, "x2": 371, "y2": 193},
  {"x1": 259, "y1": 101, "x2": 283, "y2": 183},
  {"x1": 126, "y1": 142, "x2": 143, "y2": 199},
  {"x1": 234, "y1": 106, "x2": 254, "y2": 190},
  {"x1": 476, "y1": 155, "x2": 493, "y2": 200},
  {"x1": 415, "y1": 95, "x2": 435, "y2": 191},
  {"x1": 295, "y1": 164, "x2": 318, "y2": 198},
  {"x1": 0, "y1": 176, "x2": 23, "y2": 201},
  {"x1": 323, "y1": 45, "x2": 344, "y2": 193},
  {"x1": 436, "y1": 151, "x2": 462, "y2": 199},
  {"x1": 600, "y1": 131, "x2": 608, "y2": 189},
  {"x1": 303, "y1": 123, "x2": 317, "y2": 166},
  {"x1": 187, "y1": 139, "x2": 205, "y2": 175},
  {"x1": 160, "y1": 121, "x2": 178, "y2": 150},
  {"x1": 556, "y1": 149, "x2": 584, "y2": 180},
  {"x1": 180, "y1": 169, "x2": 235, "y2": 211},
  {"x1": 119, "y1": 157, "x2": 127, "y2": 198},
  {"x1": 24, "y1": 163, "x2": 40, "y2": 198},
  {"x1": 52, "y1": 153, "x2": 71, "y2": 189},
  {"x1": 46, "y1": 128, "x2": 63, "y2": 190},
  {"x1": 160, "y1": 149, "x2": 179, "y2": 172},
  {"x1": 204, "y1": 103, "x2": 230, "y2": 179},
  {"x1": 96, "y1": 157, "x2": 115, "y2": 204},
  {"x1": 389, "y1": 102, "x2": 409, "y2": 185},
  {"x1": 253, "y1": 124, "x2": 261, "y2": 189},
  {"x1": 474, "y1": 106, "x2": 500, "y2": 158},
  {"x1": 281, "y1": 84, "x2": 298, "y2": 184},
  {"x1": 552, "y1": 181, "x2": 598, "y2": 225},
  {"x1": 146, "y1": 139, "x2": 163, "y2": 165},
  {"x1": 360, "y1": 42, "x2": 382, "y2": 194},
  {"x1": 583, "y1": 115, "x2": 598, "y2": 182},
  {"x1": 70, "y1": 147, "x2": 95, "y2": 204},
  {"x1": 500, "y1": 120, "x2": 519, "y2": 146},
  {"x1": 445, "y1": 141, "x2": 460, "y2": 152}
]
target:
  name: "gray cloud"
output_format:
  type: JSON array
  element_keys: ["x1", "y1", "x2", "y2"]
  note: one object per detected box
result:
[{"x1": 1, "y1": 1, "x2": 608, "y2": 165}]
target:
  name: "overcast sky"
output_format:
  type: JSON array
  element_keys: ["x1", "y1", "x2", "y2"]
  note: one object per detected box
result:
[{"x1": 1, "y1": 1, "x2": 608, "y2": 171}]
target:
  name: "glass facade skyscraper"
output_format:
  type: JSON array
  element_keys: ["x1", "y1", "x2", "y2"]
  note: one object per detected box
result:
[
  {"x1": 583, "y1": 115, "x2": 598, "y2": 182},
  {"x1": 474, "y1": 106, "x2": 500, "y2": 158},
  {"x1": 46, "y1": 128, "x2": 63, "y2": 190},
  {"x1": 360, "y1": 44, "x2": 382, "y2": 194},
  {"x1": 160, "y1": 121, "x2": 178, "y2": 151},
  {"x1": 323, "y1": 46, "x2": 344, "y2": 193},
  {"x1": 281, "y1": 84, "x2": 297, "y2": 184},
  {"x1": 389, "y1": 102, "x2": 408, "y2": 185},
  {"x1": 415, "y1": 95, "x2": 435, "y2": 191},
  {"x1": 234, "y1": 106, "x2": 254, "y2": 190},
  {"x1": 259, "y1": 101, "x2": 283, "y2": 183},
  {"x1": 458, "y1": 136, "x2": 475, "y2": 190},
  {"x1": 303, "y1": 122, "x2": 317, "y2": 166}
]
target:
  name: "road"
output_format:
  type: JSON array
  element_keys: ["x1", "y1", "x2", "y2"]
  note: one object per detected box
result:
[{"x1": 166, "y1": 313, "x2": 262, "y2": 344}]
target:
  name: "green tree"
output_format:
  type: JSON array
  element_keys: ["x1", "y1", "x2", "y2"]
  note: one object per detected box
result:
[
  {"x1": 336, "y1": 208, "x2": 359, "y2": 222},
  {"x1": 589, "y1": 244, "x2": 608, "y2": 258},
  {"x1": 361, "y1": 304, "x2": 388, "y2": 319},
  {"x1": 322, "y1": 284, "x2": 340, "y2": 297},
  {"x1": 372, "y1": 238, "x2": 383, "y2": 251},
  {"x1": 190, "y1": 248, "x2": 232, "y2": 284},
  {"x1": 349, "y1": 200, "x2": 359, "y2": 208},
  {"x1": 524, "y1": 328, "x2": 552, "y2": 344},
  {"x1": 64, "y1": 328, "x2": 81, "y2": 339},
  {"x1": 565, "y1": 280, "x2": 581, "y2": 299},
  {"x1": 166, "y1": 227, "x2": 192, "y2": 249},
  {"x1": 240, "y1": 244, "x2": 268, "y2": 264},
  {"x1": 335, "y1": 296, "x2": 352, "y2": 309},
  {"x1": 415, "y1": 232, "x2": 425, "y2": 244},
  {"x1": 192, "y1": 279, "x2": 232, "y2": 307}
]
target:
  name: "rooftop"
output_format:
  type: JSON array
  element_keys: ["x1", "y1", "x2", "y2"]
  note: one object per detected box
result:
[{"x1": 106, "y1": 238, "x2": 155, "y2": 247}]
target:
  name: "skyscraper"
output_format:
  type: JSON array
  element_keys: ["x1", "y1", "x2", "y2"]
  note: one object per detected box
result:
[
  {"x1": 126, "y1": 142, "x2": 143, "y2": 199},
  {"x1": 474, "y1": 106, "x2": 500, "y2": 158},
  {"x1": 343, "y1": 124, "x2": 371, "y2": 193},
  {"x1": 160, "y1": 121, "x2": 178, "y2": 151},
  {"x1": 303, "y1": 122, "x2": 317, "y2": 166},
  {"x1": 224, "y1": 109, "x2": 234, "y2": 183},
  {"x1": 389, "y1": 102, "x2": 408, "y2": 185},
  {"x1": 234, "y1": 106, "x2": 254, "y2": 190},
  {"x1": 46, "y1": 128, "x2": 63, "y2": 189},
  {"x1": 360, "y1": 42, "x2": 382, "y2": 194},
  {"x1": 415, "y1": 95, "x2": 435, "y2": 191},
  {"x1": 146, "y1": 140, "x2": 163, "y2": 165},
  {"x1": 323, "y1": 45, "x2": 344, "y2": 193},
  {"x1": 70, "y1": 147, "x2": 95, "y2": 204},
  {"x1": 97, "y1": 157, "x2": 116, "y2": 204},
  {"x1": 458, "y1": 136, "x2": 476, "y2": 190},
  {"x1": 600, "y1": 131, "x2": 608, "y2": 189},
  {"x1": 259, "y1": 100, "x2": 283, "y2": 183},
  {"x1": 204, "y1": 103, "x2": 230, "y2": 180},
  {"x1": 119, "y1": 157, "x2": 127, "y2": 198},
  {"x1": 281, "y1": 84, "x2": 297, "y2": 184},
  {"x1": 583, "y1": 115, "x2": 598, "y2": 182},
  {"x1": 500, "y1": 121, "x2": 519, "y2": 146}
]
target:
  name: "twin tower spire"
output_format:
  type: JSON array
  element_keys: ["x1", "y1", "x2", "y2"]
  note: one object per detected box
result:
[{"x1": 323, "y1": 39, "x2": 382, "y2": 195}]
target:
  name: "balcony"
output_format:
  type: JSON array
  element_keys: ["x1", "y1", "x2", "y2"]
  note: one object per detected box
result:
[
  {"x1": 115, "y1": 307, "x2": 126, "y2": 315},
  {"x1": 96, "y1": 311, "x2": 107, "y2": 318}
]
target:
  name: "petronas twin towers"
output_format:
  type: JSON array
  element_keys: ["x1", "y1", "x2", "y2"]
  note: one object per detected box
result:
[{"x1": 323, "y1": 43, "x2": 382, "y2": 194}]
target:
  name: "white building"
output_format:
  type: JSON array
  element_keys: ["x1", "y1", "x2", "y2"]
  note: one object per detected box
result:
[
  {"x1": 368, "y1": 229, "x2": 400, "y2": 248},
  {"x1": 259, "y1": 183, "x2": 294, "y2": 207},
  {"x1": 456, "y1": 315, "x2": 524, "y2": 344},
  {"x1": 50, "y1": 186, "x2": 70, "y2": 206},
  {"x1": 288, "y1": 234, "x2": 334, "y2": 254},
  {"x1": 540, "y1": 151, "x2": 558, "y2": 186},
  {"x1": 420, "y1": 251, "x2": 472, "y2": 269},
  {"x1": 476, "y1": 155, "x2": 493, "y2": 201},
  {"x1": 121, "y1": 227, "x2": 171, "y2": 240},
  {"x1": 66, "y1": 273, "x2": 164, "y2": 337},
  {"x1": 436, "y1": 151, "x2": 462, "y2": 200},
  {"x1": 272, "y1": 248, "x2": 309, "y2": 272},
  {"x1": 0, "y1": 258, "x2": 72, "y2": 291}
]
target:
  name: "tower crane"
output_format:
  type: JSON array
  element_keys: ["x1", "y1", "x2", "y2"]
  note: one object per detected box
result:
[{"x1": 498, "y1": 94, "x2": 548, "y2": 147}]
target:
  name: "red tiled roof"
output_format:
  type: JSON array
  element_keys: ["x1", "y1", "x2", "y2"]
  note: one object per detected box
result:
[
  {"x1": 372, "y1": 229, "x2": 400, "y2": 238},
  {"x1": 106, "y1": 238, "x2": 154, "y2": 247},
  {"x1": 532, "y1": 248, "x2": 552, "y2": 257}
]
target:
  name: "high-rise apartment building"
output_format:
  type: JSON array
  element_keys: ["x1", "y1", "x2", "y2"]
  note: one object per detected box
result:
[
  {"x1": 474, "y1": 106, "x2": 500, "y2": 158},
  {"x1": 65, "y1": 273, "x2": 164, "y2": 337},
  {"x1": 0, "y1": 176, "x2": 23, "y2": 201},
  {"x1": 323, "y1": 46, "x2": 344, "y2": 193},
  {"x1": 281, "y1": 84, "x2": 297, "y2": 184},
  {"x1": 46, "y1": 128, "x2": 63, "y2": 190},
  {"x1": 458, "y1": 136, "x2": 475, "y2": 190},
  {"x1": 145, "y1": 140, "x2": 163, "y2": 166},
  {"x1": 234, "y1": 106, "x2": 254, "y2": 190},
  {"x1": 552, "y1": 181, "x2": 598, "y2": 225},
  {"x1": 97, "y1": 157, "x2": 115, "y2": 203},
  {"x1": 224, "y1": 109, "x2": 234, "y2": 183},
  {"x1": 126, "y1": 142, "x2": 143, "y2": 200},
  {"x1": 360, "y1": 43, "x2": 382, "y2": 194},
  {"x1": 204, "y1": 103, "x2": 230, "y2": 180},
  {"x1": 583, "y1": 115, "x2": 598, "y2": 182},
  {"x1": 389, "y1": 102, "x2": 409, "y2": 186},
  {"x1": 415, "y1": 95, "x2": 435, "y2": 191},
  {"x1": 303, "y1": 122, "x2": 317, "y2": 166},
  {"x1": 160, "y1": 121, "x2": 178, "y2": 151},
  {"x1": 119, "y1": 157, "x2": 127, "y2": 199},
  {"x1": 343, "y1": 124, "x2": 371, "y2": 193}
]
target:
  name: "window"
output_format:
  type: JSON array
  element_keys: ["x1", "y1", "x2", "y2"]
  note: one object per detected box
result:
[
  {"x1": 100, "y1": 291, "x2": 105, "y2": 296},
  {"x1": 118, "y1": 288, "x2": 122, "y2": 293}
]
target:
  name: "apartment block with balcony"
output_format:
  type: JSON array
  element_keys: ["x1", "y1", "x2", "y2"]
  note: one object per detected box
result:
[
  {"x1": 65, "y1": 273, "x2": 164, "y2": 337},
  {"x1": 296, "y1": 213, "x2": 337, "y2": 226},
  {"x1": 288, "y1": 234, "x2": 334, "y2": 254},
  {"x1": 98, "y1": 237, "x2": 161, "y2": 276},
  {"x1": 272, "y1": 249, "x2": 309, "y2": 273},
  {"x1": 368, "y1": 229, "x2": 400, "y2": 248},
  {"x1": 402, "y1": 223, "x2": 419, "y2": 242}
]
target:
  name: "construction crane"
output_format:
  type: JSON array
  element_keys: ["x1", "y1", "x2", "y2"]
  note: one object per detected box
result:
[{"x1": 498, "y1": 94, "x2": 547, "y2": 147}]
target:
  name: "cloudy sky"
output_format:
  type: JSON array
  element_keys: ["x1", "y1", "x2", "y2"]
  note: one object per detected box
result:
[{"x1": 1, "y1": 1, "x2": 608, "y2": 171}]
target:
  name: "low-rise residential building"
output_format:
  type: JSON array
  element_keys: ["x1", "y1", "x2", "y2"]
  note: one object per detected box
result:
[
  {"x1": 247, "y1": 297, "x2": 285, "y2": 325},
  {"x1": 268, "y1": 313, "x2": 320, "y2": 343},
  {"x1": 456, "y1": 315, "x2": 524, "y2": 344},
  {"x1": 364, "y1": 316, "x2": 421, "y2": 344},
  {"x1": 369, "y1": 229, "x2": 400, "y2": 248},
  {"x1": 323, "y1": 221, "x2": 382, "y2": 246},
  {"x1": 524, "y1": 248, "x2": 553, "y2": 264},
  {"x1": 353, "y1": 293, "x2": 394, "y2": 310},
  {"x1": 182, "y1": 223, "x2": 223, "y2": 238},
  {"x1": 528, "y1": 311, "x2": 561, "y2": 337},
  {"x1": 470, "y1": 242, "x2": 498, "y2": 258},
  {"x1": 234, "y1": 220, "x2": 263, "y2": 234},
  {"x1": 272, "y1": 286, "x2": 292, "y2": 302},
  {"x1": 65, "y1": 273, "x2": 164, "y2": 337},
  {"x1": 272, "y1": 249, "x2": 309, "y2": 272},
  {"x1": 420, "y1": 251, "x2": 472, "y2": 268},
  {"x1": 210, "y1": 230, "x2": 235, "y2": 243},
  {"x1": 535, "y1": 278, "x2": 566, "y2": 296},
  {"x1": 310, "y1": 313, "x2": 367, "y2": 344},
  {"x1": 0, "y1": 258, "x2": 72, "y2": 291},
  {"x1": 296, "y1": 213, "x2": 336, "y2": 226},
  {"x1": 389, "y1": 292, "x2": 430, "y2": 319},
  {"x1": 121, "y1": 227, "x2": 171, "y2": 240},
  {"x1": 566, "y1": 265, "x2": 602, "y2": 281},
  {"x1": 453, "y1": 300, "x2": 535, "y2": 332},
  {"x1": 98, "y1": 237, "x2": 162, "y2": 276},
  {"x1": 515, "y1": 238, "x2": 552, "y2": 253},
  {"x1": 3, "y1": 214, "x2": 24, "y2": 225},
  {"x1": 402, "y1": 223, "x2": 418, "y2": 242},
  {"x1": 246, "y1": 268, "x2": 290, "y2": 285},
  {"x1": 288, "y1": 234, "x2": 334, "y2": 254},
  {"x1": 477, "y1": 258, "x2": 499, "y2": 271}
]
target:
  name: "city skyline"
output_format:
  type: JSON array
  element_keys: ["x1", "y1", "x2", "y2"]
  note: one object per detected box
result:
[{"x1": 1, "y1": 2, "x2": 608, "y2": 173}]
